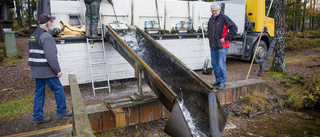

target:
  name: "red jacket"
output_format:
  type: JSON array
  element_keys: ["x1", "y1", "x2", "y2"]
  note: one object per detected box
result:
[{"x1": 207, "y1": 13, "x2": 238, "y2": 50}]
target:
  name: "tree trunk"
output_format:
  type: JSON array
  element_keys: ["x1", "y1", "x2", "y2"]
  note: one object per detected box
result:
[
  {"x1": 309, "y1": 0, "x2": 313, "y2": 29},
  {"x1": 302, "y1": 1, "x2": 307, "y2": 32},
  {"x1": 312, "y1": 0, "x2": 315, "y2": 30},
  {"x1": 31, "y1": 0, "x2": 36, "y2": 22},
  {"x1": 271, "y1": 0, "x2": 286, "y2": 74},
  {"x1": 28, "y1": 0, "x2": 31, "y2": 28},
  {"x1": 14, "y1": 0, "x2": 23, "y2": 28},
  {"x1": 294, "y1": 0, "x2": 301, "y2": 37}
]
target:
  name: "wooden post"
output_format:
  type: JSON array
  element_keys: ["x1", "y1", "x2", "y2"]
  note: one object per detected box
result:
[
  {"x1": 111, "y1": 108, "x2": 126, "y2": 127},
  {"x1": 102, "y1": 100, "x2": 126, "y2": 127},
  {"x1": 69, "y1": 74, "x2": 94, "y2": 137},
  {"x1": 135, "y1": 63, "x2": 143, "y2": 95}
]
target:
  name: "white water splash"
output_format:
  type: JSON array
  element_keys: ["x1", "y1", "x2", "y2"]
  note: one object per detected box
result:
[
  {"x1": 177, "y1": 99, "x2": 202, "y2": 137},
  {"x1": 118, "y1": 31, "x2": 146, "y2": 57}
]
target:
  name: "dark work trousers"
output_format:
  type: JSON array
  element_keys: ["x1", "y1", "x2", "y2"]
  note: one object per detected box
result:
[{"x1": 32, "y1": 77, "x2": 67, "y2": 120}]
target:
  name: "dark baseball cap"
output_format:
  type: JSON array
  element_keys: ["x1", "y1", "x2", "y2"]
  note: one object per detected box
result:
[{"x1": 38, "y1": 14, "x2": 56, "y2": 24}]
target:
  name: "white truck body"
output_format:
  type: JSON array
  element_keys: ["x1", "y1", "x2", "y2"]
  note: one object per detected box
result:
[{"x1": 51, "y1": 0, "x2": 247, "y2": 85}]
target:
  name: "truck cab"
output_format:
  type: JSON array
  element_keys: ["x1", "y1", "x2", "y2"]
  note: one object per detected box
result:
[{"x1": 216, "y1": 0, "x2": 275, "y2": 64}]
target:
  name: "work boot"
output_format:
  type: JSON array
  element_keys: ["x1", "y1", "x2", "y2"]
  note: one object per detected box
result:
[
  {"x1": 57, "y1": 110, "x2": 73, "y2": 119},
  {"x1": 217, "y1": 83, "x2": 226, "y2": 90},
  {"x1": 91, "y1": 27, "x2": 101, "y2": 39},
  {"x1": 211, "y1": 81, "x2": 220, "y2": 87},
  {"x1": 85, "y1": 25, "x2": 91, "y2": 38},
  {"x1": 32, "y1": 117, "x2": 51, "y2": 125}
]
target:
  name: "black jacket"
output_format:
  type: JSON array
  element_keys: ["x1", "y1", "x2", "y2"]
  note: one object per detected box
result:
[
  {"x1": 28, "y1": 28, "x2": 48, "y2": 67},
  {"x1": 207, "y1": 13, "x2": 238, "y2": 50}
]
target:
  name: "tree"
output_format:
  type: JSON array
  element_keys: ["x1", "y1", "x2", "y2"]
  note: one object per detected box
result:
[
  {"x1": 284, "y1": 2, "x2": 295, "y2": 32},
  {"x1": 308, "y1": 0, "x2": 316, "y2": 30},
  {"x1": 294, "y1": 0, "x2": 301, "y2": 37},
  {"x1": 271, "y1": 0, "x2": 286, "y2": 73},
  {"x1": 311, "y1": 0, "x2": 316, "y2": 30},
  {"x1": 301, "y1": 0, "x2": 308, "y2": 32},
  {"x1": 15, "y1": 0, "x2": 23, "y2": 27}
]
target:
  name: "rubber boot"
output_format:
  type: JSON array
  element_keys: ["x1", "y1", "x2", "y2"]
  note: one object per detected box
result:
[
  {"x1": 91, "y1": 27, "x2": 101, "y2": 39},
  {"x1": 85, "y1": 25, "x2": 91, "y2": 38}
]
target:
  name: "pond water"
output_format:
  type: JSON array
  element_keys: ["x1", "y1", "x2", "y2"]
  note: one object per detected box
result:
[{"x1": 236, "y1": 109, "x2": 320, "y2": 136}]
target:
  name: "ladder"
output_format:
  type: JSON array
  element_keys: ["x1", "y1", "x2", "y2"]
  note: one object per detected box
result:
[{"x1": 86, "y1": 15, "x2": 111, "y2": 96}]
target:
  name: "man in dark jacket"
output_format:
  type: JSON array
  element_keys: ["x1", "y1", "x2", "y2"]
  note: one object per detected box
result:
[
  {"x1": 207, "y1": 3, "x2": 238, "y2": 90},
  {"x1": 85, "y1": 0, "x2": 113, "y2": 38},
  {"x1": 29, "y1": 14, "x2": 72, "y2": 125}
]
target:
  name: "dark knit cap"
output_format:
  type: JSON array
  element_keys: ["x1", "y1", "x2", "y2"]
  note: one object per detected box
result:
[{"x1": 38, "y1": 14, "x2": 56, "y2": 24}]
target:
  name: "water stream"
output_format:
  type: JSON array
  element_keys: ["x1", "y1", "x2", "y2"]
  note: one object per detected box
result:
[{"x1": 238, "y1": 109, "x2": 320, "y2": 136}]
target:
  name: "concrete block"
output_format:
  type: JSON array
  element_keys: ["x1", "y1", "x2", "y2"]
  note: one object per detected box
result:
[
  {"x1": 151, "y1": 101, "x2": 161, "y2": 120},
  {"x1": 128, "y1": 106, "x2": 140, "y2": 125},
  {"x1": 226, "y1": 88, "x2": 233, "y2": 104},
  {"x1": 215, "y1": 90, "x2": 226, "y2": 105},
  {"x1": 233, "y1": 87, "x2": 241, "y2": 102},
  {"x1": 247, "y1": 83, "x2": 259, "y2": 95},
  {"x1": 88, "y1": 112, "x2": 103, "y2": 133},
  {"x1": 140, "y1": 103, "x2": 151, "y2": 123},
  {"x1": 86, "y1": 104, "x2": 116, "y2": 131},
  {"x1": 163, "y1": 105, "x2": 171, "y2": 118},
  {"x1": 240, "y1": 86, "x2": 247, "y2": 101},
  {"x1": 260, "y1": 82, "x2": 266, "y2": 93},
  {"x1": 102, "y1": 110, "x2": 115, "y2": 130}
]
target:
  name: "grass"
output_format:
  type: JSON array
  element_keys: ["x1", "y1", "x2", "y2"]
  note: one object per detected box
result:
[
  {"x1": 0, "y1": 94, "x2": 34, "y2": 120},
  {"x1": 1, "y1": 54, "x2": 23, "y2": 66},
  {"x1": 265, "y1": 71, "x2": 284, "y2": 78},
  {"x1": 0, "y1": 95, "x2": 33, "y2": 119},
  {"x1": 285, "y1": 58, "x2": 305, "y2": 64},
  {"x1": 287, "y1": 87, "x2": 305, "y2": 108},
  {"x1": 244, "y1": 93, "x2": 267, "y2": 110},
  {"x1": 265, "y1": 72, "x2": 320, "y2": 109}
]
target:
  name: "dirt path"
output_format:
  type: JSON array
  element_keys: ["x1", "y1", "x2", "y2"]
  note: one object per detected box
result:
[{"x1": 0, "y1": 37, "x2": 319, "y2": 136}]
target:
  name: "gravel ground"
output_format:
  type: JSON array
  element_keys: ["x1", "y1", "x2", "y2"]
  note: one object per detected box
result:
[{"x1": 0, "y1": 37, "x2": 319, "y2": 136}]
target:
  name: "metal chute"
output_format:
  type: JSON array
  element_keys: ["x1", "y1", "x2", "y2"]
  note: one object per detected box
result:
[{"x1": 106, "y1": 25, "x2": 227, "y2": 137}]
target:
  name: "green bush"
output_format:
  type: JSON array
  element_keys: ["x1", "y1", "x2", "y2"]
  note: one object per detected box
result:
[
  {"x1": 285, "y1": 36, "x2": 320, "y2": 51},
  {"x1": 287, "y1": 88, "x2": 305, "y2": 108},
  {"x1": 285, "y1": 31, "x2": 320, "y2": 51},
  {"x1": 298, "y1": 30, "x2": 320, "y2": 37},
  {"x1": 0, "y1": 49, "x2": 4, "y2": 63},
  {"x1": 301, "y1": 75, "x2": 320, "y2": 108},
  {"x1": 286, "y1": 75, "x2": 320, "y2": 109}
]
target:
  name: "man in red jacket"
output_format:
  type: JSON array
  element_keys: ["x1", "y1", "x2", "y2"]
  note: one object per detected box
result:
[{"x1": 207, "y1": 3, "x2": 238, "y2": 90}]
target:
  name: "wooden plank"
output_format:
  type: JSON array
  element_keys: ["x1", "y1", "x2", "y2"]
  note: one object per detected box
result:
[
  {"x1": 112, "y1": 108, "x2": 126, "y2": 127},
  {"x1": 102, "y1": 100, "x2": 126, "y2": 127},
  {"x1": 68, "y1": 74, "x2": 95, "y2": 137},
  {"x1": 4, "y1": 124, "x2": 72, "y2": 137}
]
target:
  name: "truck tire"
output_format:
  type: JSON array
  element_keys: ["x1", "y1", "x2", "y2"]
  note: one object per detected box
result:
[{"x1": 252, "y1": 40, "x2": 267, "y2": 63}]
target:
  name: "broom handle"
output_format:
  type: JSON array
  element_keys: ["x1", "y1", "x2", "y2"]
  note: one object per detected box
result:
[
  {"x1": 112, "y1": 4, "x2": 119, "y2": 25},
  {"x1": 246, "y1": 0, "x2": 274, "y2": 79},
  {"x1": 200, "y1": 13, "x2": 209, "y2": 59}
]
